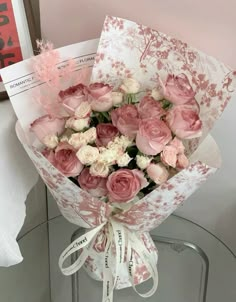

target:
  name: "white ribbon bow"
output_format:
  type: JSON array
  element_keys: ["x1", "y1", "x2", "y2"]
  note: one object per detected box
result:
[{"x1": 59, "y1": 219, "x2": 158, "y2": 302}]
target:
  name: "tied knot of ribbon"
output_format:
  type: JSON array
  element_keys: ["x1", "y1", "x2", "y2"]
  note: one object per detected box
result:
[{"x1": 59, "y1": 219, "x2": 158, "y2": 302}]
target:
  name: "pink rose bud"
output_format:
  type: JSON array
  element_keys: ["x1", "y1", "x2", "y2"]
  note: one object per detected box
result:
[
  {"x1": 176, "y1": 153, "x2": 189, "y2": 169},
  {"x1": 161, "y1": 74, "x2": 195, "y2": 105},
  {"x1": 136, "y1": 118, "x2": 172, "y2": 155},
  {"x1": 147, "y1": 163, "x2": 169, "y2": 185},
  {"x1": 88, "y1": 82, "x2": 113, "y2": 112},
  {"x1": 107, "y1": 169, "x2": 148, "y2": 204},
  {"x1": 138, "y1": 96, "x2": 165, "y2": 119},
  {"x1": 78, "y1": 167, "x2": 108, "y2": 197},
  {"x1": 59, "y1": 83, "x2": 87, "y2": 115},
  {"x1": 54, "y1": 142, "x2": 83, "y2": 177},
  {"x1": 166, "y1": 105, "x2": 202, "y2": 139},
  {"x1": 161, "y1": 145, "x2": 178, "y2": 168},
  {"x1": 30, "y1": 115, "x2": 65, "y2": 144},
  {"x1": 96, "y1": 123, "x2": 119, "y2": 147},
  {"x1": 169, "y1": 137, "x2": 185, "y2": 154},
  {"x1": 111, "y1": 104, "x2": 140, "y2": 139}
]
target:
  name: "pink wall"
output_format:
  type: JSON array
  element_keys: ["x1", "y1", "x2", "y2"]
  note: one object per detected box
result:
[{"x1": 40, "y1": 0, "x2": 235, "y2": 68}]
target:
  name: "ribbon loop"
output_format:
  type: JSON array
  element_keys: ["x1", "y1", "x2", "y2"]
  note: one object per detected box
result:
[{"x1": 59, "y1": 222, "x2": 106, "y2": 275}]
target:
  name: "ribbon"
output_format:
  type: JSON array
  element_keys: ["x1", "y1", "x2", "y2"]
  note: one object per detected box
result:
[{"x1": 59, "y1": 219, "x2": 158, "y2": 302}]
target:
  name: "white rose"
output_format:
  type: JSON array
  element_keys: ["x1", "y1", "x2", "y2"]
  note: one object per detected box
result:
[
  {"x1": 136, "y1": 155, "x2": 152, "y2": 170},
  {"x1": 151, "y1": 87, "x2": 164, "y2": 101},
  {"x1": 69, "y1": 133, "x2": 87, "y2": 149},
  {"x1": 99, "y1": 148, "x2": 118, "y2": 165},
  {"x1": 76, "y1": 145, "x2": 99, "y2": 165},
  {"x1": 42, "y1": 134, "x2": 58, "y2": 149},
  {"x1": 112, "y1": 91, "x2": 123, "y2": 105},
  {"x1": 75, "y1": 101, "x2": 91, "y2": 118},
  {"x1": 106, "y1": 142, "x2": 123, "y2": 158},
  {"x1": 117, "y1": 153, "x2": 132, "y2": 167},
  {"x1": 117, "y1": 135, "x2": 133, "y2": 149},
  {"x1": 90, "y1": 161, "x2": 109, "y2": 177},
  {"x1": 120, "y1": 78, "x2": 141, "y2": 94},
  {"x1": 109, "y1": 136, "x2": 133, "y2": 152},
  {"x1": 83, "y1": 127, "x2": 97, "y2": 144},
  {"x1": 66, "y1": 117, "x2": 90, "y2": 131},
  {"x1": 60, "y1": 136, "x2": 69, "y2": 143}
]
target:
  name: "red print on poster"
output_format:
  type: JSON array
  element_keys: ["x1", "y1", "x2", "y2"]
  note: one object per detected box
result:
[{"x1": 0, "y1": 0, "x2": 23, "y2": 81}]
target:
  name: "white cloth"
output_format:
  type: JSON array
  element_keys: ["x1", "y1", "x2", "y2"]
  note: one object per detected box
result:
[{"x1": 0, "y1": 100, "x2": 38, "y2": 267}]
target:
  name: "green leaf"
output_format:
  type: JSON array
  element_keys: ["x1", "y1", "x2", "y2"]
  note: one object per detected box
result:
[
  {"x1": 162, "y1": 99, "x2": 172, "y2": 109},
  {"x1": 127, "y1": 159, "x2": 137, "y2": 169},
  {"x1": 140, "y1": 181, "x2": 157, "y2": 195},
  {"x1": 127, "y1": 146, "x2": 139, "y2": 157}
]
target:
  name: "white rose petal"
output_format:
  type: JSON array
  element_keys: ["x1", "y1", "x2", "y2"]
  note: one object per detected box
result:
[
  {"x1": 136, "y1": 155, "x2": 152, "y2": 170},
  {"x1": 60, "y1": 136, "x2": 69, "y2": 143},
  {"x1": 42, "y1": 135, "x2": 58, "y2": 149},
  {"x1": 117, "y1": 135, "x2": 133, "y2": 149},
  {"x1": 112, "y1": 91, "x2": 123, "y2": 105},
  {"x1": 75, "y1": 101, "x2": 91, "y2": 118},
  {"x1": 151, "y1": 87, "x2": 164, "y2": 101},
  {"x1": 76, "y1": 145, "x2": 99, "y2": 165},
  {"x1": 117, "y1": 153, "x2": 132, "y2": 167},
  {"x1": 109, "y1": 135, "x2": 133, "y2": 152},
  {"x1": 99, "y1": 148, "x2": 118, "y2": 165},
  {"x1": 83, "y1": 127, "x2": 97, "y2": 144},
  {"x1": 69, "y1": 133, "x2": 87, "y2": 149},
  {"x1": 90, "y1": 161, "x2": 110, "y2": 178},
  {"x1": 120, "y1": 78, "x2": 141, "y2": 94},
  {"x1": 66, "y1": 117, "x2": 90, "y2": 131}
]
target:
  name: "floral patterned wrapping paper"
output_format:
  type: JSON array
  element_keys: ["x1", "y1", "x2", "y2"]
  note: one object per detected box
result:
[
  {"x1": 5, "y1": 16, "x2": 236, "y2": 290},
  {"x1": 92, "y1": 16, "x2": 236, "y2": 154}
]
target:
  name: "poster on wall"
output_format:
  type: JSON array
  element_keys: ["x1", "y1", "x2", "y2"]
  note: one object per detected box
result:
[{"x1": 0, "y1": 0, "x2": 35, "y2": 101}]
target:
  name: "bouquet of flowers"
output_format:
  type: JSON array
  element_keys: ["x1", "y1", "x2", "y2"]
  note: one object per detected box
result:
[
  {"x1": 1, "y1": 16, "x2": 235, "y2": 302},
  {"x1": 33, "y1": 74, "x2": 200, "y2": 207}
]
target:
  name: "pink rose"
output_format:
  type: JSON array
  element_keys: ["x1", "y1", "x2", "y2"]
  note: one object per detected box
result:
[
  {"x1": 147, "y1": 163, "x2": 169, "y2": 184},
  {"x1": 136, "y1": 118, "x2": 172, "y2": 155},
  {"x1": 88, "y1": 83, "x2": 113, "y2": 112},
  {"x1": 30, "y1": 115, "x2": 65, "y2": 143},
  {"x1": 169, "y1": 137, "x2": 185, "y2": 154},
  {"x1": 42, "y1": 148, "x2": 56, "y2": 166},
  {"x1": 111, "y1": 104, "x2": 140, "y2": 139},
  {"x1": 166, "y1": 105, "x2": 202, "y2": 139},
  {"x1": 184, "y1": 98, "x2": 200, "y2": 113},
  {"x1": 176, "y1": 153, "x2": 189, "y2": 169},
  {"x1": 96, "y1": 123, "x2": 119, "y2": 147},
  {"x1": 107, "y1": 169, "x2": 148, "y2": 203},
  {"x1": 78, "y1": 168, "x2": 108, "y2": 197},
  {"x1": 59, "y1": 83, "x2": 87, "y2": 115},
  {"x1": 161, "y1": 145, "x2": 178, "y2": 168},
  {"x1": 54, "y1": 142, "x2": 83, "y2": 177},
  {"x1": 161, "y1": 74, "x2": 195, "y2": 105},
  {"x1": 138, "y1": 96, "x2": 165, "y2": 119}
]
